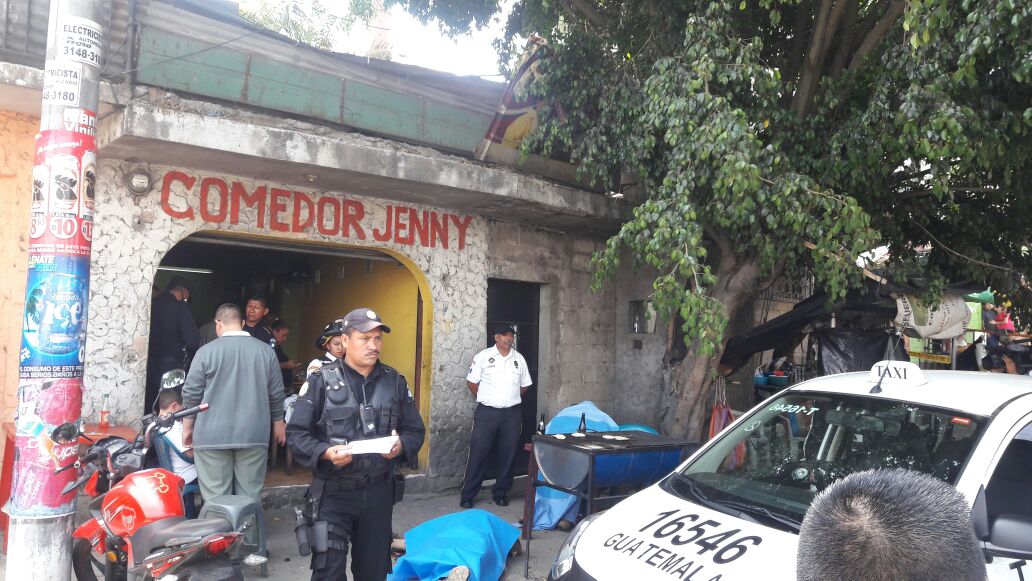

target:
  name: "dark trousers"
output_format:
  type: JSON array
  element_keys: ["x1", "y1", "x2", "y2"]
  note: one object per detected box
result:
[
  {"x1": 461, "y1": 403, "x2": 522, "y2": 500},
  {"x1": 312, "y1": 477, "x2": 394, "y2": 581}
]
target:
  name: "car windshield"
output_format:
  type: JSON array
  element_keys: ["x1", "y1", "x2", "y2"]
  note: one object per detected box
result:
[{"x1": 674, "y1": 391, "x2": 988, "y2": 525}]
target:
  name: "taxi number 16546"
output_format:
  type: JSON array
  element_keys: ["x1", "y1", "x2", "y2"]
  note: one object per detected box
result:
[{"x1": 638, "y1": 509, "x2": 762, "y2": 565}]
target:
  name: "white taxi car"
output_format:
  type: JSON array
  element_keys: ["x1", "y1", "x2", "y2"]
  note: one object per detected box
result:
[{"x1": 549, "y1": 361, "x2": 1032, "y2": 580}]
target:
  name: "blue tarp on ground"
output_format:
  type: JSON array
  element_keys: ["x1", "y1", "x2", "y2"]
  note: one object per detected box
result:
[
  {"x1": 532, "y1": 401, "x2": 619, "y2": 530},
  {"x1": 388, "y1": 509, "x2": 520, "y2": 581}
]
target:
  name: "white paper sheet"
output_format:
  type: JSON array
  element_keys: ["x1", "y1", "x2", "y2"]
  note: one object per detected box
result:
[{"x1": 347, "y1": 435, "x2": 399, "y2": 455}]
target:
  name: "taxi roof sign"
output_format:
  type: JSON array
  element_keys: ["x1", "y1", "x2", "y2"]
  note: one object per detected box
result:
[{"x1": 869, "y1": 360, "x2": 927, "y2": 386}]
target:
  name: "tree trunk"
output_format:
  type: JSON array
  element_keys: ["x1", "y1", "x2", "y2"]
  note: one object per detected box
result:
[{"x1": 660, "y1": 257, "x2": 764, "y2": 441}]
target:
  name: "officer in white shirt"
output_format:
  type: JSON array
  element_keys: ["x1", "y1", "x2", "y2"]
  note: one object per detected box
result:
[{"x1": 459, "y1": 324, "x2": 533, "y2": 508}]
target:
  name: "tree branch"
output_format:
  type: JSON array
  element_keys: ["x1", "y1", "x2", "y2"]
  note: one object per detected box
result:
[
  {"x1": 848, "y1": 0, "x2": 905, "y2": 70},
  {"x1": 908, "y1": 217, "x2": 1015, "y2": 273},
  {"x1": 828, "y1": 0, "x2": 858, "y2": 79},
  {"x1": 792, "y1": 0, "x2": 849, "y2": 116},
  {"x1": 780, "y1": 0, "x2": 812, "y2": 109},
  {"x1": 563, "y1": 0, "x2": 605, "y2": 28}
]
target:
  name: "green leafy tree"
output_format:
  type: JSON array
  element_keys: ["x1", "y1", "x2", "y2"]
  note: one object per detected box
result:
[
  {"x1": 397, "y1": 0, "x2": 1032, "y2": 438},
  {"x1": 241, "y1": 0, "x2": 375, "y2": 50}
]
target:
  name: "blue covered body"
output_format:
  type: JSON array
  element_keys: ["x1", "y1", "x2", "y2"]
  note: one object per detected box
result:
[{"x1": 388, "y1": 509, "x2": 520, "y2": 581}]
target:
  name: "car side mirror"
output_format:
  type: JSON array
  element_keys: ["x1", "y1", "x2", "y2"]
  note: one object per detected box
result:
[{"x1": 991, "y1": 515, "x2": 1032, "y2": 555}]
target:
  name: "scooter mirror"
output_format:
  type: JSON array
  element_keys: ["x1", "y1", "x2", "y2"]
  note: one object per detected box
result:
[
  {"x1": 160, "y1": 369, "x2": 187, "y2": 391},
  {"x1": 50, "y1": 422, "x2": 79, "y2": 444}
]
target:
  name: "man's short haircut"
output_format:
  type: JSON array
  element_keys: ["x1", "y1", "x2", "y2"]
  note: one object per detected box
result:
[
  {"x1": 272, "y1": 319, "x2": 290, "y2": 332},
  {"x1": 165, "y1": 275, "x2": 193, "y2": 294},
  {"x1": 797, "y1": 469, "x2": 984, "y2": 581},
  {"x1": 214, "y1": 303, "x2": 243, "y2": 324},
  {"x1": 157, "y1": 388, "x2": 183, "y2": 411},
  {"x1": 246, "y1": 293, "x2": 269, "y2": 309}
]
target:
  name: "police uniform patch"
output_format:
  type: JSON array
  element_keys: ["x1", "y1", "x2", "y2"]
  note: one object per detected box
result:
[
  {"x1": 488, "y1": 357, "x2": 495, "y2": 363},
  {"x1": 514, "y1": 360, "x2": 519, "y2": 368}
]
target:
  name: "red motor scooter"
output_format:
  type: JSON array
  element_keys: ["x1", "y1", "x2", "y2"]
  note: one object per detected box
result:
[{"x1": 59, "y1": 395, "x2": 268, "y2": 581}]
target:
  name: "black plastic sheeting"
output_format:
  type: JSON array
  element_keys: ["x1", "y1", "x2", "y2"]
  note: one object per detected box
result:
[
  {"x1": 720, "y1": 290, "x2": 898, "y2": 373},
  {"x1": 815, "y1": 328, "x2": 909, "y2": 375}
]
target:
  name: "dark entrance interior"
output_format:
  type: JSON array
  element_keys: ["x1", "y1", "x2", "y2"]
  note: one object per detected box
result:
[
  {"x1": 148, "y1": 233, "x2": 427, "y2": 483},
  {"x1": 486, "y1": 279, "x2": 541, "y2": 477}
]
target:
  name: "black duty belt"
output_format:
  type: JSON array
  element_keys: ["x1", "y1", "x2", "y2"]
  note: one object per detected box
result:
[{"x1": 318, "y1": 471, "x2": 391, "y2": 492}]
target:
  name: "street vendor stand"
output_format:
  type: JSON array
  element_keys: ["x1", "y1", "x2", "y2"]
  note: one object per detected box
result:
[{"x1": 522, "y1": 431, "x2": 697, "y2": 577}]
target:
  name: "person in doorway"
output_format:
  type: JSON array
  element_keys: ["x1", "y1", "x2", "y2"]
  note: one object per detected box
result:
[
  {"x1": 146, "y1": 276, "x2": 201, "y2": 411},
  {"x1": 796, "y1": 469, "x2": 985, "y2": 581},
  {"x1": 459, "y1": 324, "x2": 532, "y2": 508},
  {"x1": 181, "y1": 303, "x2": 286, "y2": 505},
  {"x1": 244, "y1": 293, "x2": 276, "y2": 348},
  {"x1": 198, "y1": 316, "x2": 217, "y2": 347},
  {"x1": 306, "y1": 318, "x2": 347, "y2": 379},
  {"x1": 287, "y1": 308, "x2": 425, "y2": 581},
  {"x1": 272, "y1": 319, "x2": 300, "y2": 392}
]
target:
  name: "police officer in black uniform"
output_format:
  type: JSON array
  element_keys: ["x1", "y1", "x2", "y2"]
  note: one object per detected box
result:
[{"x1": 287, "y1": 307, "x2": 425, "y2": 581}]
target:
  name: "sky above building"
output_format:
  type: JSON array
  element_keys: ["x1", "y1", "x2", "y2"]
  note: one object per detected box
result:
[{"x1": 238, "y1": 0, "x2": 512, "y2": 81}]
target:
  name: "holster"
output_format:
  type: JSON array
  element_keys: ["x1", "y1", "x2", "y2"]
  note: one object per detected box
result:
[{"x1": 295, "y1": 479, "x2": 331, "y2": 558}]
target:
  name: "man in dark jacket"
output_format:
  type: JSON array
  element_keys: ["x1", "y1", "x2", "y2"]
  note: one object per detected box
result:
[
  {"x1": 287, "y1": 307, "x2": 425, "y2": 581},
  {"x1": 146, "y1": 276, "x2": 201, "y2": 411},
  {"x1": 182, "y1": 303, "x2": 286, "y2": 504}
]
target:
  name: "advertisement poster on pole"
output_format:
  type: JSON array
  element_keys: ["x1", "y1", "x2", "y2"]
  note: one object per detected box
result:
[
  {"x1": 7, "y1": 378, "x2": 82, "y2": 517},
  {"x1": 30, "y1": 128, "x2": 95, "y2": 257},
  {"x1": 19, "y1": 254, "x2": 90, "y2": 380}
]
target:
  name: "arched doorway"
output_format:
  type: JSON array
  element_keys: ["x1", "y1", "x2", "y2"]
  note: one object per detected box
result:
[{"x1": 146, "y1": 231, "x2": 433, "y2": 474}]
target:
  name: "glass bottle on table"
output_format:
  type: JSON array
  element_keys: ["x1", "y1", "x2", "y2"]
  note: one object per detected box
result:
[{"x1": 98, "y1": 393, "x2": 110, "y2": 430}]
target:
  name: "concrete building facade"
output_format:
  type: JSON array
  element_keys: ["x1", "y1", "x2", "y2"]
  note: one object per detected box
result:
[{"x1": 0, "y1": 0, "x2": 688, "y2": 490}]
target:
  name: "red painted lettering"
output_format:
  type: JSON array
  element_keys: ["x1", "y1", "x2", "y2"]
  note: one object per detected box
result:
[
  {"x1": 373, "y1": 205, "x2": 393, "y2": 242},
  {"x1": 161, "y1": 171, "x2": 195, "y2": 220},
  {"x1": 199, "y1": 177, "x2": 228, "y2": 223},
  {"x1": 450, "y1": 214, "x2": 473, "y2": 250},
  {"x1": 292, "y1": 191, "x2": 314, "y2": 232},
  {"x1": 411, "y1": 209, "x2": 429, "y2": 247},
  {"x1": 430, "y1": 211, "x2": 448, "y2": 249},
  {"x1": 316, "y1": 197, "x2": 340, "y2": 236},
  {"x1": 394, "y1": 206, "x2": 412, "y2": 245},
  {"x1": 343, "y1": 200, "x2": 366, "y2": 240},
  {"x1": 230, "y1": 182, "x2": 266, "y2": 227},
  {"x1": 269, "y1": 188, "x2": 290, "y2": 232}
]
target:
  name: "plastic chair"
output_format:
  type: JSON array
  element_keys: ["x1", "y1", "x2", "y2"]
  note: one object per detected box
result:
[{"x1": 152, "y1": 431, "x2": 201, "y2": 519}]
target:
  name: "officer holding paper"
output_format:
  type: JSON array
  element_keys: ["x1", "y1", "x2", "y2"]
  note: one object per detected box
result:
[{"x1": 287, "y1": 308, "x2": 425, "y2": 580}]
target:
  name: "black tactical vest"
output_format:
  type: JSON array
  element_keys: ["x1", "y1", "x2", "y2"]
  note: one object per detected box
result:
[{"x1": 316, "y1": 361, "x2": 402, "y2": 478}]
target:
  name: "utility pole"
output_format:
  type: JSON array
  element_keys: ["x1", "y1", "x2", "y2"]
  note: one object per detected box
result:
[{"x1": 5, "y1": 0, "x2": 103, "y2": 578}]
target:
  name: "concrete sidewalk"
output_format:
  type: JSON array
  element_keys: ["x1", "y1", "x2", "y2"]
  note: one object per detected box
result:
[
  {"x1": 0, "y1": 483, "x2": 570, "y2": 581},
  {"x1": 250, "y1": 488, "x2": 568, "y2": 580}
]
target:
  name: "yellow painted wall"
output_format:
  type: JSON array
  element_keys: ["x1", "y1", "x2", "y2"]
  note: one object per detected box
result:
[
  {"x1": 0, "y1": 111, "x2": 38, "y2": 466},
  {"x1": 300, "y1": 258, "x2": 419, "y2": 378},
  {"x1": 299, "y1": 255, "x2": 432, "y2": 466}
]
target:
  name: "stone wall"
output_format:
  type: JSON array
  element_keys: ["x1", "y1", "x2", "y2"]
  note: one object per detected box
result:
[
  {"x1": 86, "y1": 161, "x2": 489, "y2": 489},
  {"x1": 485, "y1": 220, "x2": 617, "y2": 417},
  {"x1": 612, "y1": 259, "x2": 667, "y2": 427}
]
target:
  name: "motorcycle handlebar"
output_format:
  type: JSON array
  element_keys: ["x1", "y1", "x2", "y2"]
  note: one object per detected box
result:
[
  {"x1": 54, "y1": 449, "x2": 100, "y2": 475},
  {"x1": 172, "y1": 402, "x2": 208, "y2": 420}
]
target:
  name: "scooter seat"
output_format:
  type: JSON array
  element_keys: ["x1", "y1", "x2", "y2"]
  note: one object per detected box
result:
[{"x1": 130, "y1": 517, "x2": 234, "y2": 564}]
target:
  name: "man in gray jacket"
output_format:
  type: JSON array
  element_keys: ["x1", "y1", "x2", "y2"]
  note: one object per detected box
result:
[{"x1": 182, "y1": 303, "x2": 286, "y2": 504}]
